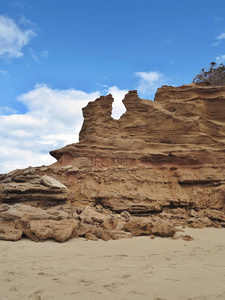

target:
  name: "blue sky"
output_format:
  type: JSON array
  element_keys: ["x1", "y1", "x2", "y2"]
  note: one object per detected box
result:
[{"x1": 1, "y1": 0, "x2": 225, "y2": 173}]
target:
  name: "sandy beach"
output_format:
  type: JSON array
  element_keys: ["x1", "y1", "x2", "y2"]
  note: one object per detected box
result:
[{"x1": 0, "y1": 228, "x2": 225, "y2": 300}]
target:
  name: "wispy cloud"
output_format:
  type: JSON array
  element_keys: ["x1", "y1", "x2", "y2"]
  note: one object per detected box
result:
[
  {"x1": 0, "y1": 69, "x2": 9, "y2": 80},
  {"x1": 135, "y1": 71, "x2": 166, "y2": 96},
  {"x1": 29, "y1": 48, "x2": 39, "y2": 62},
  {"x1": 41, "y1": 50, "x2": 49, "y2": 58},
  {"x1": 0, "y1": 15, "x2": 35, "y2": 59},
  {"x1": 19, "y1": 15, "x2": 35, "y2": 26},
  {"x1": 0, "y1": 106, "x2": 17, "y2": 114},
  {"x1": 213, "y1": 16, "x2": 222, "y2": 22},
  {"x1": 0, "y1": 84, "x2": 127, "y2": 173},
  {"x1": 216, "y1": 33, "x2": 225, "y2": 40},
  {"x1": 216, "y1": 55, "x2": 225, "y2": 63},
  {"x1": 29, "y1": 49, "x2": 49, "y2": 62},
  {"x1": 0, "y1": 69, "x2": 8, "y2": 75},
  {"x1": 165, "y1": 38, "x2": 172, "y2": 44},
  {"x1": 212, "y1": 41, "x2": 220, "y2": 47}
]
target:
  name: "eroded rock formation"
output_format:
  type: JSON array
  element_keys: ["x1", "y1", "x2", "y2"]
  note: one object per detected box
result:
[{"x1": 1, "y1": 83, "x2": 225, "y2": 242}]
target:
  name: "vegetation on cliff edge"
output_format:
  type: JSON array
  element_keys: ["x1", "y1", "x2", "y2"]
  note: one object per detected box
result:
[{"x1": 193, "y1": 62, "x2": 225, "y2": 86}]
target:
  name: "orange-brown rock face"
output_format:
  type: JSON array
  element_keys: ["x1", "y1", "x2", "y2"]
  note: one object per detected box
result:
[
  {"x1": 1, "y1": 84, "x2": 225, "y2": 242},
  {"x1": 50, "y1": 85, "x2": 225, "y2": 212}
]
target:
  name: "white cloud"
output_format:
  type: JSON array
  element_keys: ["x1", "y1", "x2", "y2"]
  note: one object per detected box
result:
[
  {"x1": 213, "y1": 16, "x2": 222, "y2": 22},
  {"x1": 19, "y1": 16, "x2": 35, "y2": 27},
  {"x1": 0, "y1": 106, "x2": 17, "y2": 114},
  {"x1": 41, "y1": 50, "x2": 49, "y2": 58},
  {"x1": 18, "y1": 84, "x2": 101, "y2": 126},
  {"x1": 29, "y1": 48, "x2": 49, "y2": 62},
  {"x1": 0, "y1": 84, "x2": 128, "y2": 173},
  {"x1": 0, "y1": 69, "x2": 8, "y2": 75},
  {"x1": 216, "y1": 33, "x2": 225, "y2": 40},
  {"x1": 0, "y1": 15, "x2": 35, "y2": 59},
  {"x1": 135, "y1": 71, "x2": 166, "y2": 96},
  {"x1": 108, "y1": 86, "x2": 127, "y2": 119},
  {"x1": 29, "y1": 48, "x2": 39, "y2": 62},
  {"x1": 0, "y1": 144, "x2": 54, "y2": 172},
  {"x1": 216, "y1": 55, "x2": 225, "y2": 63},
  {"x1": 212, "y1": 42, "x2": 220, "y2": 47}
]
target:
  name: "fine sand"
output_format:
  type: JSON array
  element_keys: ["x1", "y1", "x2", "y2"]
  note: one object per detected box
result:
[{"x1": 0, "y1": 228, "x2": 225, "y2": 300}]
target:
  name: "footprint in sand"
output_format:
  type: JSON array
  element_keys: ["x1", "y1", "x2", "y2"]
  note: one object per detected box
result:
[
  {"x1": 77, "y1": 279, "x2": 95, "y2": 286},
  {"x1": 129, "y1": 290, "x2": 146, "y2": 296},
  {"x1": 103, "y1": 281, "x2": 128, "y2": 293},
  {"x1": 165, "y1": 278, "x2": 181, "y2": 282},
  {"x1": 37, "y1": 272, "x2": 53, "y2": 278},
  {"x1": 103, "y1": 283, "x2": 119, "y2": 293},
  {"x1": 119, "y1": 274, "x2": 131, "y2": 279},
  {"x1": 28, "y1": 289, "x2": 44, "y2": 300},
  {"x1": 52, "y1": 277, "x2": 67, "y2": 285}
]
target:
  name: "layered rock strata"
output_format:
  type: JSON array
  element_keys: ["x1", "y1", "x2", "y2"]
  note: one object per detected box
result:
[{"x1": 1, "y1": 83, "x2": 225, "y2": 242}]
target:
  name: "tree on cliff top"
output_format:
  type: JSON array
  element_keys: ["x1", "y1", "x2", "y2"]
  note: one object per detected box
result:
[{"x1": 193, "y1": 62, "x2": 225, "y2": 86}]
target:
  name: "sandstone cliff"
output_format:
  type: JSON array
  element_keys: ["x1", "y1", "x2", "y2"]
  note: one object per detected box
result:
[{"x1": 1, "y1": 84, "x2": 225, "y2": 242}]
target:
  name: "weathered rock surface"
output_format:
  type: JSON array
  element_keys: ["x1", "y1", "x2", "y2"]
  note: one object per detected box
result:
[{"x1": 1, "y1": 83, "x2": 225, "y2": 242}]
